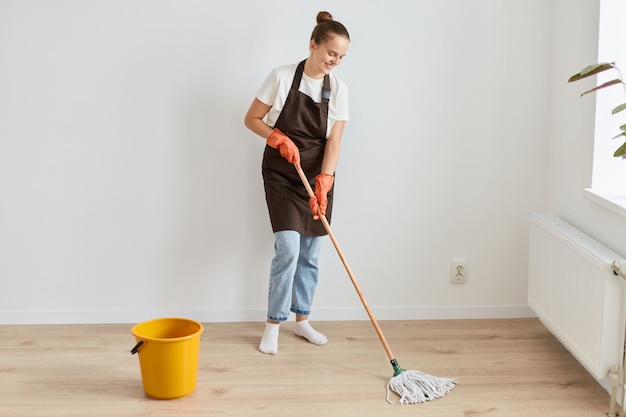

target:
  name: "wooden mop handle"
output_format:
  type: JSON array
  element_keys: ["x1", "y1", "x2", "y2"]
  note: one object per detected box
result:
[{"x1": 295, "y1": 164, "x2": 395, "y2": 361}]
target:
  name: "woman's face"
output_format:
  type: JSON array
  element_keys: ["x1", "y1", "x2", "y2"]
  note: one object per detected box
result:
[{"x1": 307, "y1": 35, "x2": 350, "y2": 78}]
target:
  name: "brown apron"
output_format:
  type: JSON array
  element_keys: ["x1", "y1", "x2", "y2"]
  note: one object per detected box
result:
[{"x1": 262, "y1": 59, "x2": 333, "y2": 236}]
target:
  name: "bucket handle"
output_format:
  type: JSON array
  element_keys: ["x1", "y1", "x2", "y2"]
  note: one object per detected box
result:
[{"x1": 130, "y1": 340, "x2": 144, "y2": 355}]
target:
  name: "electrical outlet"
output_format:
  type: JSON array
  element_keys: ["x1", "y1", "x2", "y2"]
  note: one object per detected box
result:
[{"x1": 450, "y1": 259, "x2": 468, "y2": 284}]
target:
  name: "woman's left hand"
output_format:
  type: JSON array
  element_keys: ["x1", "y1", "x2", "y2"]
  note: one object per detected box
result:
[{"x1": 309, "y1": 174, "x2": 334, "y2": 220}]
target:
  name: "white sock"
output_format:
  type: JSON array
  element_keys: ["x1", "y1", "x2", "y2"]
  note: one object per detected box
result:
[
  {"x1": 294, "y1": 320, "x2": 327, "y2": 346},
  {"x1": 259, "y1": 322, "x2": 280, "y2": 355}
]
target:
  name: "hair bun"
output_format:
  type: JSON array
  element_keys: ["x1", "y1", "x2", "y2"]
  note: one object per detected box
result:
[
  {"x1": 316, "y1": 11, "x2": 333, "y2": 23},
  {"x1": 310, "y1": 11, "x2": 349, "y2": 43}
]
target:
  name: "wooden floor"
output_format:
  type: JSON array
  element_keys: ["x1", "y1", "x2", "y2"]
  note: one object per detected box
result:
[{"x1": 0, "y1": 318, "x2": 610, "y2": 417}]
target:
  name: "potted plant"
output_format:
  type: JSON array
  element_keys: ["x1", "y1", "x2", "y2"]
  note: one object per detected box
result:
[{"x1": 568, "y1": 62, "x2": 626, "y2": 157}]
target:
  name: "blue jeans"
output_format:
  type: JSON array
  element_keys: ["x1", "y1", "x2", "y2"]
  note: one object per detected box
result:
[{"x1": 267, "y1": 230, "x2": 322, "y2": 322}]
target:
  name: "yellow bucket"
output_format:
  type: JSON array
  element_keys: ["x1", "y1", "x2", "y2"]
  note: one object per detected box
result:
[{"x1": 130, "y1": 317, "x2": 204, "y2": 399}]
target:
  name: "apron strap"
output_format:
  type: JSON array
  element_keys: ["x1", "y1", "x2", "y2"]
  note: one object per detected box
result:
[
  {"x1": 290, "y1": 59, "x2": 332, "y2": 102},
  {"x1": 290, "y1": 60, "x2": 306, "y2": 93},
  {"x1": 322, "y1": 73, "x2": 331, "y2": 102}
]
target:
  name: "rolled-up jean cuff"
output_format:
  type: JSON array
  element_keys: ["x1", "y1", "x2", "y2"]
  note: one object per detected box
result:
[
  {"x1": 267, "y1": 314, "x2": 289, "y2": 322},
  {"x1": 290, "y1": 307, "x2": 310, "y2": 316}
]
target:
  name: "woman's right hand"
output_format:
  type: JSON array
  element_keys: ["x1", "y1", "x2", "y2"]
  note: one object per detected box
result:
[{"x1": 266, "y1": 128, "x2": 301, "y2": 166}]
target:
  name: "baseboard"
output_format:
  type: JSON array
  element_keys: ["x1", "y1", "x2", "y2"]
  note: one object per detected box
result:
[
  {"x1": 0, "y1": 305, "x2": 535, "y2": 325},
  {"x1": 312, "y1": 305, "x2": 536, "y2": 321}
]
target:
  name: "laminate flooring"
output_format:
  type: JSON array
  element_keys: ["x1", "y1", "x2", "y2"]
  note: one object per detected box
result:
[{"x1": 0, "y1": 318, "x2": 611, "y2": 417}]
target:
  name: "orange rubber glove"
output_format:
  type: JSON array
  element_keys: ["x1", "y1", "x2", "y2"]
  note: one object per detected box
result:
[
  {"x1": 266, "y1": 128, "x2": 300, "y2": 166},
  {"x1": 308, "y1": 174, "x2": 334, "y2": 220}
]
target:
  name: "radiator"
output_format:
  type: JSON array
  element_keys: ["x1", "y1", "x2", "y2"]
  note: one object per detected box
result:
[{"x1": 528, "y1": 212, "x2": 626, "y2": 384}]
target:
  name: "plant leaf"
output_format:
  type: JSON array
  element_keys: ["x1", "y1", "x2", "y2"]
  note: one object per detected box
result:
[
  {"x1": 612, "y1": 102, "x2": 626, "y2": 114},
  {"x1": 580, "y1": 79, "x2": 624, "y2": 96},
  {"x1": 614, "y1": 140, "x2": 626, "y2": 157},
  {"x1": 612, "y1": 132, "x2": 626, "y2": 140},
  {"x1": 568, "y1": 62, "x2": 616, "y2": 83},
  {"x1": 621, "y1": 124, "x2": 626, "y2": 132}
]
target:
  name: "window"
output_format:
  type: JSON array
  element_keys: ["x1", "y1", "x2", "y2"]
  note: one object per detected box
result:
[{"x1": 584, "y1": 0, "x2": 626, "y2": 216}]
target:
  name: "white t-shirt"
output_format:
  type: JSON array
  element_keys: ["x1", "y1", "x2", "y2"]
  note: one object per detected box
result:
[{"x1": 256, "y1": 62, "x2": 349, "y2": 138}]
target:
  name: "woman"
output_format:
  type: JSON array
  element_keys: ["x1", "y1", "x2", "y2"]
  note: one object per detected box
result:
[{"x1": 244, "y1": 11, "x2": 350, "y2": 355}]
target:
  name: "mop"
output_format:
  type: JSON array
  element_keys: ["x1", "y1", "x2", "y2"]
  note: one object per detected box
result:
[{"x1": 295, "y1": 164, "x2": 457, "y2": 404}]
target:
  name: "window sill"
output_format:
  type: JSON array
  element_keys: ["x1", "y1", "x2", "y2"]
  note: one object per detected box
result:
[{"x1": 584, "y1": 188, "x2": 626, "y2": 218}]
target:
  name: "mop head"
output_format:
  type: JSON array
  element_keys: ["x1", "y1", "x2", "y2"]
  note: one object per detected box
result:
[{"x1": 386, "y1": 368, "x2": 457, "y2": 404}]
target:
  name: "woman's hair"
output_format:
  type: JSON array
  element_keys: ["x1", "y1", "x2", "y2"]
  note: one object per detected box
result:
[{"x1": 310, "y1": 11, "x2": 350, "y2": 44}]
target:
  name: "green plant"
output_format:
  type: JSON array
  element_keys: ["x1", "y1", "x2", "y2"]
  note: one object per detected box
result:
[{"x1": 568, "y1": 62, "x2": 626, "y2": 157}]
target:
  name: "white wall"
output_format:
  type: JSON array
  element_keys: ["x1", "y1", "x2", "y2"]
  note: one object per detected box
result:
[{"x1": 0, "y1": 0, "x2": 557, "y2": 324}]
